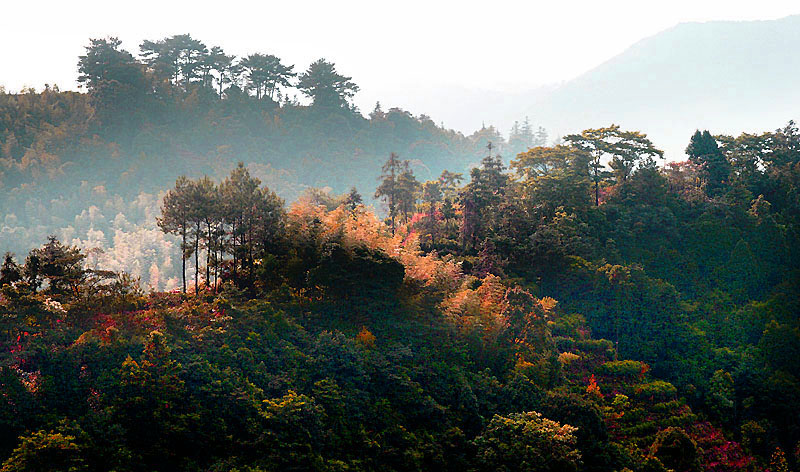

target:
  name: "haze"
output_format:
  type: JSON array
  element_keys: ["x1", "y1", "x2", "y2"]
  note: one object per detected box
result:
[{"x1": 2, "y1": 0, "x2": 798, "y2": 133}]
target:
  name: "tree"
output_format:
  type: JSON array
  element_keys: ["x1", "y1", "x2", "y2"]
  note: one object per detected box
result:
[
  {"x1": 418, "y1": 181, "x2": 443, "y2": 246},
  {"x1": 253, "y1": 186, "x2": 286, "y2": 264},
  {"x1": 204, "y1": 46, "x2": 239, "y2": 97},
  {"x1": 187, "y1": 176, "x2": 219, "y2": 294},
  {"x1": 473, "y1": 411, "x2": 581, "y2": 472},
  {"x1": 421, "y1": 181, "x2": 442, "y2": 217},
  {"x1": 23, "y1": 252, "x2": 42, "y2": 293},
  {"x1": 297, "y1": 58, "x2": 359, "y2": 108},
  {"x1": 396, "y1": 163, "x2": 420, "y2": 224},
  {"x1": 139, "y1": 34, "x2": 208, "y2": 88},
  {"x1": 770, "y1": 120, "x2": 800, "y2": 167},
  {"x1": 649, "y1": 428, "x2": 701, "y2": 472},
  {"x1": 28, "y1": 237, "x2": 87, "y2": 297},
  {"x1": 0, "y1": 253, "x2": 21, "y2": 287},
  {"x1": 77, "y1": 37, "x2": 141, "y2": 92},
  {"x1": 686, "y1": 130, "x2": 730, "y2": 195},
  {"x1": 459, "y1": 152, "x2": 508, "y2": 250},
  {"x1": 439, "y1": 170, "x2": 464, "y2": 199},
  {"x1": 511, "y1": 145, "x2": 592, "y2": 217},
  {"x1": 219, "y1": 163, "x2": 284, "y2": 288},
  {"x1": 708, "y1": 369, "x2": 735, "y2": 424},
  {"x1": 344, "y1": 187, "x2": 363, "y2": 212},
  {"x1": 508, "y1": 117, "x2": 548, "y2": 156},
  {"x1": 240, "y1": 53, "x2": 295, "y2": 100},
  {"x1": 0, "y1": 428, "x2": 88, "y2": 472},
  {"x1": 158, "y1": 177, "x2": 192, "y2": 293},
  {"x1": 565, "y1": 125, "x2": 663, "y2": 205},
  {"x1": 375, "y1": 153, "x2": 403, "y2": 234},
  {"x1": 77, "y1": 37, "x2": 148, "y2": 128}
]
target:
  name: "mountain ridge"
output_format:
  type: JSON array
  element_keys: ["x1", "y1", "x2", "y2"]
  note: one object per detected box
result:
[{"x1": 521, "y1": 14, "x2": 800, "y2": 158}]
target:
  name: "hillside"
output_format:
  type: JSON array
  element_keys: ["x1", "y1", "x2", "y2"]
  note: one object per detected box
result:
[
  {"x1": 0, "y1": 75, "x2": 509, "y2": 287},
  {"x1": 1, "y1": 28, "x2": 800, "y2": 472},
  {"x1": 526, "y1": 15, "x2": 800, "y2": 157},
  {"x1": 0, "y1": 197, "x2": 773, "y2": 472}
]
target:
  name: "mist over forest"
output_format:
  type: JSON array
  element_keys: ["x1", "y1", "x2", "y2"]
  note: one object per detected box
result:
[
  {"x1": 1, "y1": 33, "x2": 550, "y2": 289},
  {"x1": 1, "y1": 15, "x2": 799, "y2": 472}
]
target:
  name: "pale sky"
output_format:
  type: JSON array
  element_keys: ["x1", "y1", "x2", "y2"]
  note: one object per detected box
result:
[{"x1": 2, "y1": 0, "x2": 798, "y2": 132}]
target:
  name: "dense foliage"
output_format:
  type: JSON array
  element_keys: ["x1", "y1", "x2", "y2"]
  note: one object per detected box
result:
[{"x1": 1, "y1": 33, "x2": 799, "y2": 472}]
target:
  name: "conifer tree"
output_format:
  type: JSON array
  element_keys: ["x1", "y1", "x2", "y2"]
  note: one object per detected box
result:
[{"x1": 158, "y1": 177, "x2": 192, "y2": 293}]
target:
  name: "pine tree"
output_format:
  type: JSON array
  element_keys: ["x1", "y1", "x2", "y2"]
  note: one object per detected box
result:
[
  {"x1": 158, "y1": 177, "x2": 192, "y2": 293},
  {"x1": 0, "y1": 253, "x2": 21, "y2": 287},
  {"x1": 686, "y1": 130, "x2": 730, "y2": 195},
  {"x1": 375, "y1": 153, "x2": 402, "y2": 234}
]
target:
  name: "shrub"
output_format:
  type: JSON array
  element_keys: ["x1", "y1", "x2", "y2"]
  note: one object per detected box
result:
[
  {"x1": 575, "y1": 339, "x2": 614, "y2": 354},
  {"x1": 558, "y1": 352, "x2": 580, "y2": 365},
  {"x1": 473, "y1": 411, "x2": 581, "y2": 472},
  {"x1": 599, "y1": 360, "x2": 647, "y2": 377},
  {"x1": 649, "y1": 427, "x2": 701, "y2": 472},
  {"x1": 634, "y1": 381, "x2": 677, "y2": 401},
  {"x1": 356, "y1": 326, "x2": 376, "y2": 348},
  {"x1": 1, "y1": 429, "x2": 87, "y2": 472},
  {"x1": 554, "y1": 336, "x2": 576, "y2": 351}
]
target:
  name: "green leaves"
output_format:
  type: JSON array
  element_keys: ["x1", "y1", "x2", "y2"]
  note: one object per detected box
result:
[
  {"x1": 473, "y1": 411, "x2": 580, "y2": 472},
  {"x1": 297, "y1": 59, "x2": 359, "y2": 108}
]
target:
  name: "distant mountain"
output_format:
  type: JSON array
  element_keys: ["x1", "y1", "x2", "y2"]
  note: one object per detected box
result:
[{"x1": 525, "y1": 15, "x2": 800, "y2": 159}]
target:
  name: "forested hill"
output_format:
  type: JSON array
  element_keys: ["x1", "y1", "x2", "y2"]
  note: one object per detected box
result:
[
  {"x1": 0, "y1": 35, "x2": 544, "y2": 283},
  {"x1": 0, "y1": 175, "x2": 795, "y2": 471}
]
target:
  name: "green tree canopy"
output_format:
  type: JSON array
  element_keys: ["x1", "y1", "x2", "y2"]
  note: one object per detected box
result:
[{"x1": 297, "y1": 58, "x2": 359, "y2": 108}]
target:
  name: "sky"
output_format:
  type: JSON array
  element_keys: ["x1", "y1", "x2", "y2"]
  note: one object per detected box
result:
[{"x1": 1, "y1": 0, "x2": 799, "y2": 133}]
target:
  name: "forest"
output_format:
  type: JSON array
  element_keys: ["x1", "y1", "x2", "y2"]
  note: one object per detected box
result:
[
  {"x1": 1, "y1": 33, "x2": 799, "y2": 472},
  {"x1": 0, "y1": 33, "x2": 544, "y2": 289}
]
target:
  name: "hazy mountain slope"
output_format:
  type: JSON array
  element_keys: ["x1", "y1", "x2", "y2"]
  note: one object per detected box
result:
[{"x1": 527, "y1": 15, "x2": 800, "y2": 158}]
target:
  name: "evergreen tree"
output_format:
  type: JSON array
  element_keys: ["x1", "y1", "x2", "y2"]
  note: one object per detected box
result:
[
  {"x1": 685, "y1": 130, "x2": 731, "y2": 195},
  {"x1": 0, "y1": 253, "x2": 21, "y2": 287},
  {"x1": 158, "y1": 177, "x2": 192, "y2": 293},
  {"x1": 375, "y1": 153, "x2": 403, "y2": 234},
  {"x1": 28, "y1": 237, "x2": 87, "y2": 296},
  {"x1": 344, "y1": 187, "x2": 363, "y2": 212},
  {"x1": 297, "y1": 58, "x2": 359, "y2": 109},
  {"x1": 240, "y1": 54, "x2": 295, "y2": 100}
]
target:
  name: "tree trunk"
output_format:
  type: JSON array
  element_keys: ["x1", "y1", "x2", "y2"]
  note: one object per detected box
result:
[
  {"x1": 205, "y1": 221, "x2": 211, "y2": 290},
  {"x1": 195, "y1": 222, "x2": 200, "y2": 294},
  {"x1": 595, "y1": 179, "x2": 600, "y2": 207},
  {"x1": 181, "y1": 222, "x2": 187, "y2": 294},
  {"x1": 232, "y1": 219, "x2": 237, "y2": 284}
]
